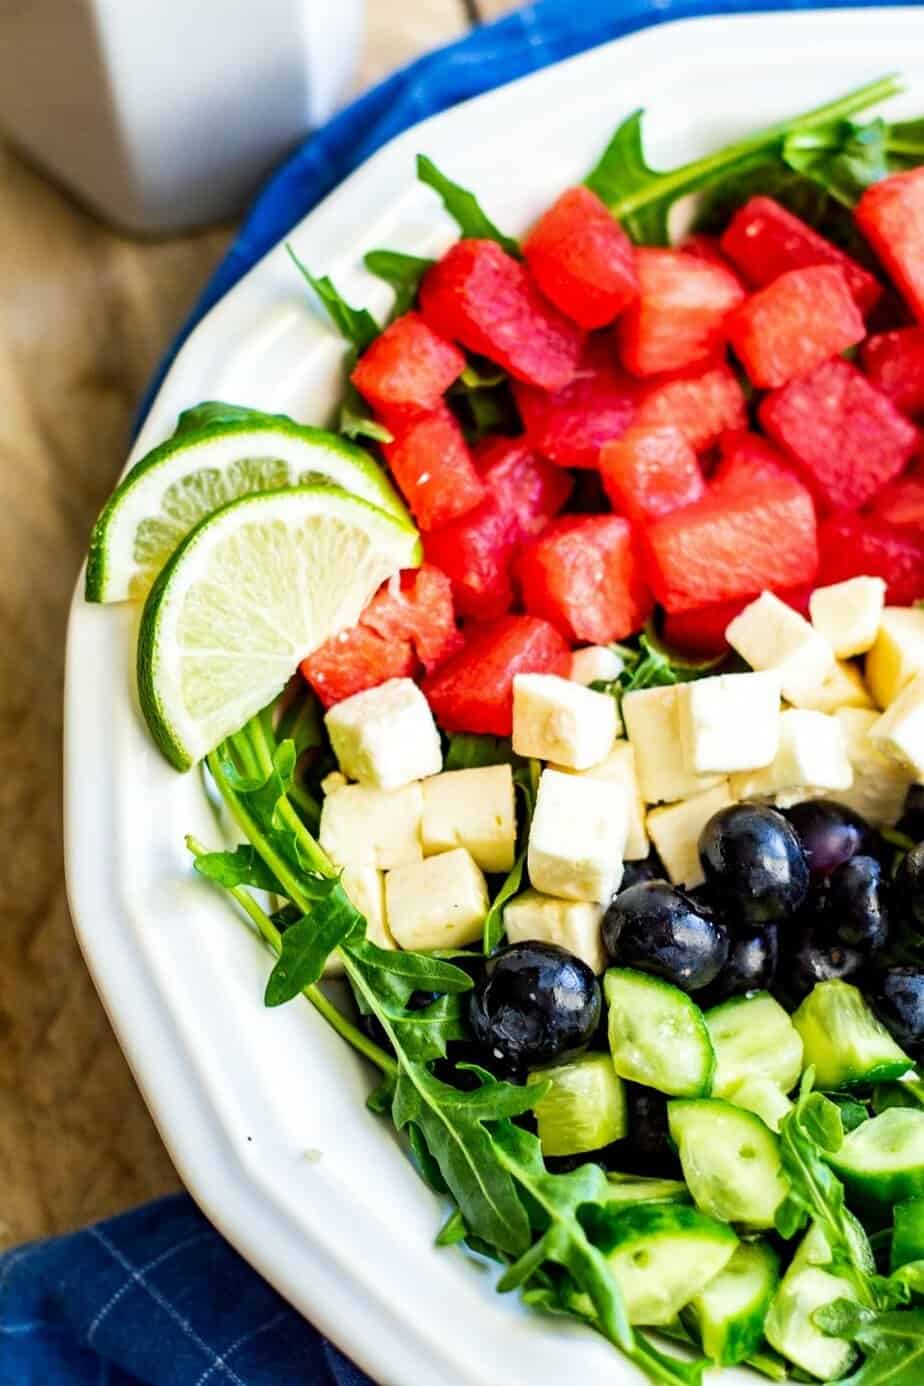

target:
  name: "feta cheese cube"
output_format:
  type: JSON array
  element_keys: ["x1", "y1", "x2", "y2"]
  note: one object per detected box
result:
[
  {"x1": 623, "y1": 684, "x2": 723, "y2": 805},
  {"x1": 555, "y1": 741, "x2": 649, "y2": 860},
  {"x1": 385, "y1": 848, "x2": 489, "y2": 950},
  {"x1": 646, "y1": 782, "x2": 735, "y2": 889},
  {"x1": 825, "y1": 707, "x2": 916, "y2": 827},
  {"x1": 421, "y1": 764, "x2": 516, "y2": 873},
  {"x1": 569, "y1": 645, "x2": 625, "y2": 687},
  {"x1": 726, "y1": 591, "x2": 836, "y2": 705},
  {"x1": 319, "y1": 782, "x2": 422, "y2": 869},
  {"x1": 512, "y1": 673, "x2": 618, "y2": 770},
  {"x1": 504, "y1": 889, "x2": 606, "y2": 974},
  {"x1": 323, "y1": 866, "x2": 392, "y2": 977},
  {"x1": 677, "y1": 671, "x2": 781, "y2": 774},
  {"x1": 809, "y1": 577, "x2": 886, "y2": 658},
  {"x1": 731, "y1": 709, "x2": 853, "y2": 800},
  {"x1": 528, "y1": 768, "x2": 628, "y2": 903},
  {"x1": 789, "y1": 659, "x2": 874, "y2": 715},
  {"x1": 870, "y1": 673, "x2": 924, "y2": 777},
  {"x1": 866, "y1": 607, "x2": 924, "y2": 708},
  {"x1": 325, "y1": 677, "x2": 442, "y2": 790}
]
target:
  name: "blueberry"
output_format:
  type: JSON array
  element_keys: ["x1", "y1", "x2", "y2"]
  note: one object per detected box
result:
[
  {"x1": 699, "y1": 803, "x2": 809, "y2": 925},
  {"x1": 469, "y1": 942, "x2": 601, "y2": 1072},
  {"x1": 785, "y1": 799, "x2": 871, "y2": 880},
  {"x1": 701, "y1": 923, "x2": 779, "y2": 1005},
  {"x1": 776, "y1": 927, "x2": 864, "y2": 1006},
  {"x1": 619, "y1": 850, "x2": 665, "y2": 891},
  {"x1": 868, "y1": 967, "x2": 924, "y2": 1058},
  {"x1": 897, "y1": 785, "x2": 924, "y2": 844},
  {"x1": 892, "y1": 842, "x2": 924, "y2": 934},
  {"x1": 824, "y1": 855, "x2": 889, "y2": 953},
  {"x1": 602, "y1": 880, "x2": 729, "y2": 993},
  {"x1": 617, "y1": 1084, "x2": 682, "y2": 1178}
]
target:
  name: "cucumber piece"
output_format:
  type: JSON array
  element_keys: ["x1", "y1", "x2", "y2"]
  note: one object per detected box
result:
[
  {"x1": 681, "y1": 1240, "x2": 780, "y2": 1366},
  {"x1": 793, "y1": 980, "x2": 912, "y2": 1089},
  {"x1": 605, "y1": 1172, "x2": 690, "y2": 1206},
  {"x1": 581, "y1": 1201, "x2": 738, "y2": 1326},
  {"x1": 527, "y1": 1053, "x2": 627, "y2": 1156},
  {"x1": 605, "y1": 969, "x2": 715, "y2": 1097},
  {"x1": 668, "y1": 1099, "x2": 788, "y2": 1229},
  {"x1": 764, "y1": 1257, "x2": 859, "y2": 1382},
  {"x1": 726, "y1": 1076, "x2": 793, "y2": 1133},
  {"x1": 827, "y1": 1107, "x2": 924, "y2": 1208},
  {"x1": 892, "y1": 1200, "x2": 924, "y2": 1272},
  {"x1": 706, "y1": 992, "x2": 804, "y2": 1097}
]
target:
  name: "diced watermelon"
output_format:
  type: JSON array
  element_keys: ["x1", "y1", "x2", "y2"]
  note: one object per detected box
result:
[
  {"x1": 759, "y1": 358, "x2": 919, "y2": 511},
  {"x1": 818, "y1": 513, "x2": 924, "y2": 605},
  {"x1": 419, "y1": 238, "x2": 584, "y2": 391},
  {"x1": 712, "y1": 430, "x2": 795, "y2": 488},
  {"x1": 382, "y1": 403, "x2": 485, "y2": 530},
  {"x1": 857, "y1": 169, "x2": 924, "y2": 323},
  {"x1": 512, "y1": 337, "x2": 638, "y2": 468},
  {"x1": 600, "y1": 424, "x2": 705, "y2": 525},
  {"x1": 678, "y1": 234, "x2": 746, "y2": 281},
  {"x1": 523, "y1": 186, "x2": 638, "y2": 329},
  {"x1": 517, "y1": 515, "x2": 652, "y2": 644},
  {"x1": 663, "y1": 585, "x2": 812, "y2": 656},
  {"x1": 422, "y1": 615, "x2": 570, "y2": 735},
  {"x1": 641, "y1": 471, "x2": 818, "y2": 613},
  {"x1": 474, "y1": 438, "x2": 574, "y2": 536},
  {"x1": 634, "y1": 362, "x2": 747, "y2": 452},
  {"x1": 301, "y1": 625, "x2": 418, "y2": 708},
  {"x1": 617, "y1": 248, "x2": 746, "y2": 378},
  {"x1": 727, "y1": 266, "x2": 864, "y2": 389},
  {"x1": 870, "y1": 476, "x2": 924, "y2": 530},
  {"x1": 719, "y1": 196, "x2": 881, "y2": 316},
  {"x1": 361, "y1": 565, "x2": 461, "y2": 671},
  {"x1": 862, "y1": 327, "x2": 924, "y2": 416},
  {"x1": 350, "y1": 312, "x2": 464, "y2": 413}
]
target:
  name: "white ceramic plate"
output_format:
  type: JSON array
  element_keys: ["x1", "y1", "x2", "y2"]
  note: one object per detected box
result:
[{"x1": 65, "y1": 11, "x2": 924, "y2": 1383}]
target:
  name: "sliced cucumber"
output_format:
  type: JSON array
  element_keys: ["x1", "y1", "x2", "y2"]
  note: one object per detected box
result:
[
  {"x1": 527, "y1": 1053, "x2": 627, "y2": 1156},
  {"x1": 605, "y1": 1172, "x2": 690, "y2": 1207},
  {"x1": 793, "y1": 980, "x2": 911, "y2": 1090},
  {"x1": 668, "y1": 1099, "x2": 788, "y2": 1230},
  {"x1": 826, "y1": 1107, "x2": 924, "y2": 1209},
  {"x1": 726, "y1": 1076, "x2": 793, "y2": 1133},
  {"x1": 706, "y1": 992, "x2": 804, "y2": 1097},
  {"x1": 892, "y1": 1200, "x2": 924, "y2": 1272},
  {"x1": 605, "y1": 969, "x2": 715, "y2": 1098},
  {"x1": 764, "y1": 1255, "x2": 859, "y2": 1382},
  {"x1": 681, "y1": 1240, "x2": 780, "y2": 1366},
  {"x1": 791, "y1": 1217, "x2": 875, "y2": 1276}
]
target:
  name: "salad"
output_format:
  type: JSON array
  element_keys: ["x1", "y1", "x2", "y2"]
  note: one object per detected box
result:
[{"x1": 85, "y1": 72, "x2": 924, "y2": 1384}]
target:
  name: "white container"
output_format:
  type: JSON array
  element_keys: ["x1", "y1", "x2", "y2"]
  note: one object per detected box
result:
[{"x1": 0, "y1": 0, "x2": 365, "y2": 233}]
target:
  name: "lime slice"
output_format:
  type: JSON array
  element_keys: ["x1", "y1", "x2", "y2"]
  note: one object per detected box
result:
[
  {"x1": 87, "y1": 415, "x2": 409, "y2": 603},
  {"x1": 137, "y1": 485, "x2": 421, "y2": 770}
]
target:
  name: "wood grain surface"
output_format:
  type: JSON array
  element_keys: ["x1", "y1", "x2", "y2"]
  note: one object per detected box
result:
[{"x1": 0, "y1": 0, "x2": 517, "y2": 1251}]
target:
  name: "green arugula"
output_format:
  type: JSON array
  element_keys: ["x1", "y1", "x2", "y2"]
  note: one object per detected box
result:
[
  {"x1": 417, "y1": 154, "x2": 520, "y2": 255},
  {"x1": 816, "y1": 1301, "x2": 924, "y2": 1383},
  {"x1": 174, "y1": 400, "x2": 288, "y2": 435},
  {"x1": 444, "y1": 732, "x2": 520, "y2": 771},
  {"x1": 482, "y1": 759, "x2": 540, "y2": 955},
  {"x1": 782, "y1": 117, "x2": 891, "y2": 207},
  {"x1": 363, "y1": 248, "x2": 434, "y2": 318},
  {"x1": 590, "y1": 630, "x2": 723, "y2": 711}
]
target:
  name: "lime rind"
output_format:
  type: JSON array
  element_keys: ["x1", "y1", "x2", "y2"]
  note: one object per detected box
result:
[{"x1": 87, "y1": 416, "x2": 410, "y2": 603}]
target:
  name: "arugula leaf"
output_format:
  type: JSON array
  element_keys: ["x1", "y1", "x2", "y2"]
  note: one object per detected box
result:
[
  {"x1": 339, "y1": 384, "x2": 393, "y2": 444},
  {"x1": 193, "y1": 843, "x2": 282, "y2": 893},
  {"x1": 364, "y1": 249, "x2": 434, "y2": 318},
  {"x1": 444, "y1": 733, "x2": 519, "y2": 772},
  {"x1": 417, "y1": 154, "x2": 520, "y2": 255},
  {"x1": 816, "y1": 1302, "x2": 924, "y2": 1384},
  {"x1": 435, "y1": 1207, "x2": 467, "y2": 1247},
  {"x1": 590, "y1": 631, "x2": 721, "y2": 712},
  {"x1": 782, "y1": 118, "x2": 890, "y2": 207},
  {"x1": 482, "y1": 758, "x2": 539, "y2": 955},
  {"x1": 174, "y1": 400, "x2": 285, "y2": 435},
  {"x1": 459, "y1": 358, "x2": 506, "y2": 389},
  {"x1": 264, "y1": 878, "x2": 364, "y2": 1005},
  {"x1": 286, "y1": 244, "x2": 379, "y2": 352}
]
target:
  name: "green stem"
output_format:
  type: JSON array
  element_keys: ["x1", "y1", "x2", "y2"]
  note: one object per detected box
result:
[
  {"x1": 288, "y1": 779, "x2": 322, "y2": 832},
  {"x1": 245, "y1": 719, "x2": 332, "y2": 876}
]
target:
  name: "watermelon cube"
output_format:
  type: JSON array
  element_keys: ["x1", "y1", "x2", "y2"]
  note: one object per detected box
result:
[
  {"x1": 617, "y1": 248, "x2": 746, "y2": 377},
  {"x1": 818, "y1": 513, "x2": 924, "y2": 606},
  {"x1": 642, "y1": 471, "x2": 818, "y2": 613},
  {"x1": 513, "y1": 337, "x2": 637, "y2": 469},
  {"x1": 871, "y1": 476, "x2": 924, "y2": 531},
  {"x1": 727, "y1": 266, "x2": 864, "y2": 389},
  {"x1": 712, "y1": 430, "x2": 795, "y2": 488},
  {"x1": 361, "y1": 564, "x2": 461, "y2": 671},
  {"x1": 759, "y1": 358, "x2": 919, "y2": 511},
  {"x1": 419, "y1": 238, "x2": 584, "y2": 391},
  {"x1": 857, "y1": 169, "x2": 924, "y2": 323},
  {"x1": 678, "y1": 233, "x2": 746, "y2": 280},
  {"x1": 663, "y1": 585, "x2": 811, "y2": 656},
  {"x1": 600, "y1": 424, "x2": 705, "y2": 526},
  {"x1": 350, "y1": 312, "x2": 464, "y2": 414},
  {"x1": 382, "y1": 403, "x2": 485, "y2": 530},
  {"x1": 523, "y1": 186, "x2": 638, "y2": 329},
  {"x1": 301, "y1": 625, "x2": 417, "y2": 708},
  {"x1": 422, "y1": 615, "x2": 570, "y2": 736},
  {"x1": 517, "y1": 515, "x2": 651, "y2": 644},
  {"x1": 862, "y1": 328, "x2": 924, "y2": 416},
  {"x1": 474, "y1": 437, "x2": 574, "y2": 536},
  {"x1": 634, "y1": 362, "x2": 747, "y2": 452},
  {"x1": 720, "y1": 196, "x2": 881, "y2": 316}
]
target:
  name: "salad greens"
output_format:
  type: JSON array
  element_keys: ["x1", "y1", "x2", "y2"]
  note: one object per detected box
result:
[
  {"x1": 590, "y1": 630, "x2": 723, "y2": 708},
  {"x1": 416, "y1": 154, "x2": 520, "y2": 255},
  {"x1": 363, "y1": 248, "x2": 435, "y2": 317}
]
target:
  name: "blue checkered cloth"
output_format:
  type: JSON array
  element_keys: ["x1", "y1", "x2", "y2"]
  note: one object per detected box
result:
[{"x1": 4, "y1": 0, "x2": 902, "y2": 1381}]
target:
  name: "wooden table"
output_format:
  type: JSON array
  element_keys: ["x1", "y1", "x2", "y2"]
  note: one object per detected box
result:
[{"x1": 0, "y1": 0, "x2": 518, "y2": 1250}]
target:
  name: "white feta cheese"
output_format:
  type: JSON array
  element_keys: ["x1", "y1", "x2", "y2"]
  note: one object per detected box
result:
[
  {"x1": 323, "y1": 866, "x2": 392, "y2": 977},
  {"x1": 731, "y1": 709, "x2": 853, "y2": 800},
  {"x1": 504, "y1": 890, "x2": 606, "y2": 974},
  {"x1": 528, "y1": 768, "x2": 628, "y2": 903},
  {"x1": 677, "y1": 671, "x2": 781, "y2": 774},
  {"x1": 870, "y1": 673, "x2": 924, "y2": 777},
  {"x1": 790, "y1": 659, "x2": 874, "y2": 715},
  {"x1": 726, "y1": 591, "x2": 836, "y2": 705},
  {"x1": 555, "y1": 741, "x2": 649, "y2": 860},
  {"x1": 325, "y1": 677, "x2": 442, "y2": 790},
  {"x1": 646, "y1": 782, "x2": 734, "y2": 889},
  {"x1": 809, "y1": 577, "x2": 886, "y2": 658},
  {"x1": 512, "y1": 673, "x2": 618, "y2": 770},
  {"x1": 421, "y1": 764, "x2": 516, "y2": 873},
  {"x1": 825, "y1": 707, "x2": 916, "y2": 827},
  {"x1": 320, "y1": 770, "x2": 349, "y2": 796},
  {"x1": 319, "y1": 781, "x2": 422, "y2": 870},
  {"x1": 623, "y1": 684, "x2": 723, "y2": 805},
  {"x1": 866, "y1": 607, "x2": 924, "y2": 708},
  {"x1": 385, "y1": 848, "x2": 489, "y2": 950},
  {"x1": 569, "y1": 645, "x2": 625, "y2": 687}
]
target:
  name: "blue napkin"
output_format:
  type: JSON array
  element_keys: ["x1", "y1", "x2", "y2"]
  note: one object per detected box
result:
[{"x1": 5, "y1": 0, "x2": 901, "y2": 1381}]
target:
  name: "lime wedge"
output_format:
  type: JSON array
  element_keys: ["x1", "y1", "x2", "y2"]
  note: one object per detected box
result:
[
  {"x1": 87, "y1": 415, "x2": 409, "y2": 603},
  {"x1": 137, "y1": 486, "x2": 421, "y2": 770}
]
